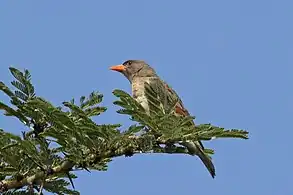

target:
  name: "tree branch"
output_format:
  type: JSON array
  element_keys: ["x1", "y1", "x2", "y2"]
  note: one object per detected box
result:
[
  {"x1": 0, "y1": 135, "x2": 188, "y2": 192},
  {"x1": 0, "y1": 161, "x2": 74, "y2": 192}
]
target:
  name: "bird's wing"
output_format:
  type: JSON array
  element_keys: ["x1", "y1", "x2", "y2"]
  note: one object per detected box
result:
[
  {"x1": 147, "y1": 79, "x2": 215, "y2": 178},
  {"x1": 163, "y1": 82, "x2": 191, "y2": 116},
  {"x1": 160, "y1": 81, "x2": 205, "y2": 150}
]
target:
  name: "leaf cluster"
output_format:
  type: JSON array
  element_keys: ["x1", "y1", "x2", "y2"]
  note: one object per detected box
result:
[
  {"x1": 0, "y1": 67, "x2": 248, "y2": 194},
  {"x1": 113, "y1": 83, "x2": 248, "y2": 154}
]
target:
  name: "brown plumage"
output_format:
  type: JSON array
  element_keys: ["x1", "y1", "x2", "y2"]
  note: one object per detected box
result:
[{"x1": 110, "y1": 60, "x2": 216, "y2": 178}]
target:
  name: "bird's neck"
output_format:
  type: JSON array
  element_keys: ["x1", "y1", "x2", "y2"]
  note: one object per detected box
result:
[
  {"x1": 131, "y1": 76, "x2": 154, "y2": 84},
  {"x1": 131, "y1": 76, "x2": 156, "y2": 95}
]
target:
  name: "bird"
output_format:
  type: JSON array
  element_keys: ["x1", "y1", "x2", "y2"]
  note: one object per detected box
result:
[{"x1": 110, "y1": 60, "x2": 216, "y2": 178}]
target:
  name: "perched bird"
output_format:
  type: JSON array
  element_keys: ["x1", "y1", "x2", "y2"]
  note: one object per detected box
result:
[{"x1": 110, "y1": 60, "x2": 216, "y2": 178}]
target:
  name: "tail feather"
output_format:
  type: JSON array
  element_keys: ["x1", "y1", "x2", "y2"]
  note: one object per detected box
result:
[
  {"x1": 196, "y1": 146, "x2": 216, "y2": 178},
  {"x1": 182, "y1": 141, "x2": 216, "y2": 178}
]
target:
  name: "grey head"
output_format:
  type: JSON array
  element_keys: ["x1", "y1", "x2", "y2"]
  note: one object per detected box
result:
[{"x1": 110, "y1": 60, "x2": 157, "y2": 83}]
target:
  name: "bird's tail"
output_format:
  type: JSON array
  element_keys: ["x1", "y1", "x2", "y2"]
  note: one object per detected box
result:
[
  {"x1": 196, "y1": 145, "x2": 216, "y2": 178},
  {"x1": 183, "y1": 141, "x2": 216, "y2": 178}
]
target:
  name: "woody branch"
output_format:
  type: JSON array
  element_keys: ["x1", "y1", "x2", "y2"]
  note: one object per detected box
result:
[{"x1": 0, "y1": 135, "x2": 188, "y2": 192}]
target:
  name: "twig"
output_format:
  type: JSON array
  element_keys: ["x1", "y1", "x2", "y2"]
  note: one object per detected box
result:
[
  {"x1": 0, "y1": 161, "x2": 74, "y2": 192},
  {"x1": 0, "y1": 136, "x2": 188, "y2": 192},
  {"x1": 38, "y1": 180, "x2": 44, "y2": 195}
]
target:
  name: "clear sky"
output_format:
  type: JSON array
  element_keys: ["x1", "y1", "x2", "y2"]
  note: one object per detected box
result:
[{"x1": 0, "y1": 1, "x2": 292, "y2": 194}]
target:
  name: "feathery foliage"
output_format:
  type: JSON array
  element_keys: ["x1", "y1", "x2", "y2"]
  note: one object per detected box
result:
[{"x1": 0, "y1": 67, "x2": 249, "y2": 194}]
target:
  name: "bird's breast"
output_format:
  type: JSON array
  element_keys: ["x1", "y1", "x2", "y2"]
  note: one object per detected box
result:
[{"x1": 132, "y1": 77, "x2": 154, "y2": 114}]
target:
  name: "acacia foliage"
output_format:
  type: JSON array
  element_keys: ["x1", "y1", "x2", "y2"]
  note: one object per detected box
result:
[{"x1": 0, "y1": 67, "x2": 248, "y2": 194}]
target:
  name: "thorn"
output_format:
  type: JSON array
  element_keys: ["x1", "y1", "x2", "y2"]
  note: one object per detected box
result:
[
  {"x1": 66, "y1": 172, "x2": 75, "y2": 189},
  {"x1": 84, "y1": 167, "x2": 91, "y2": 173}
]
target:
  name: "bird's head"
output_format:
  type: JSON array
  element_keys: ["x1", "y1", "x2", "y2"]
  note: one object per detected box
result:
[{"x1": 110, "y1": 60, "x2": 157, "y2": 82}]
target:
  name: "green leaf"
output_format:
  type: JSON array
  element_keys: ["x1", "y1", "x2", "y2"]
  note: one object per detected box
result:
[
  {"x1": 84, "y1": 106, "x2": 107, "y2": 117},
  {"x1": 125, "y1": 124, "x2": 145, "y2": 135},
  {"x1": 44, "y1": 179, "x2": 80, "y2": 195},
  {"x1": 11, "y1": 81, "x2": 26, "y2": 96},
  {"x1": 3, "y1": 190, "x2": 38, "y2": 195},
  {"x1": 0, "y1": 82, "x2": 23, "y2": 106},
  {"x1": 112, "y1": 89, "x2": 132, "y2": 98},
  {"x1": 9, "y1": 67, "x2": 25, "y2": 83},
  {"x1": 14, "y1": 91, "x2": 28, "y2": 101},
  {"x1": 0, "y1": 102, "x2": 29, "y2": 125},
  {"x1": 0, "y1": 166, "x2": 18, "y2": 175}
]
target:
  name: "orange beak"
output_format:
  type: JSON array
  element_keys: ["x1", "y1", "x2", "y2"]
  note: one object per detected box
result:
[{"x1": 110, "y1": 64, "x2": 126, "y2": 72}]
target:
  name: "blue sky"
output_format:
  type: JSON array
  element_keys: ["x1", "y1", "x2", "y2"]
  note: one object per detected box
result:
[{"x1": 0, "y1": 1, "x2": 292, "y2": 194}]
